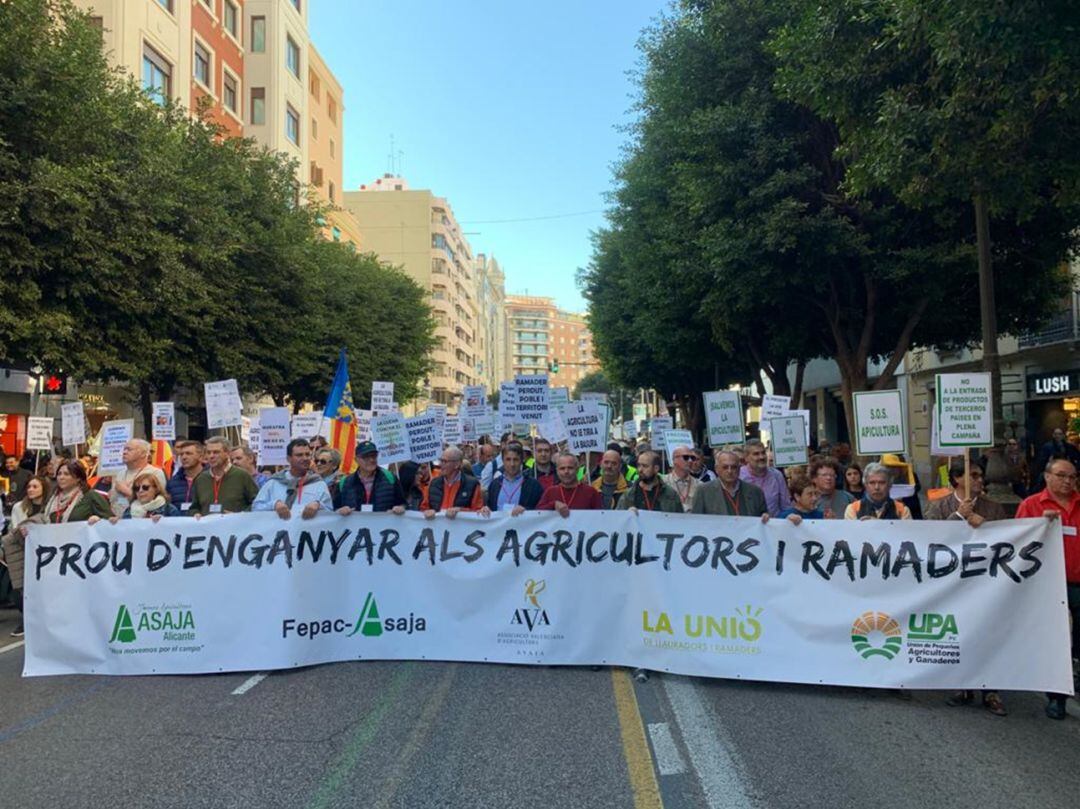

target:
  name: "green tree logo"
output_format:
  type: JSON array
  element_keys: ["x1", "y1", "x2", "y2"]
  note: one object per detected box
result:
[
  {"x1": 347, "y1": 593, "x2": 383, "y2": 638},
  {"x1": 109, "y1": 604, "x2": 137, "y2": 644}
]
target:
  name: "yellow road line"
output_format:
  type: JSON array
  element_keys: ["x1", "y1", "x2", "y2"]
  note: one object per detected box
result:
[{"x1": 611, "y1": 668, "x2": 664, "y2": 809}]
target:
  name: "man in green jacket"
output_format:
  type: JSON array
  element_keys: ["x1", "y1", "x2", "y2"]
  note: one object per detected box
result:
[
  {"x1": 617, "y1": 451, "x2": 682, "y2": 513},
  {"x1": 191, "y1": 436, "x2": 258, "y2": 516}
]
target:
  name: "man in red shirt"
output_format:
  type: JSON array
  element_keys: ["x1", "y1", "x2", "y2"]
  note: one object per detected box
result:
[
  {"x1": 1015, "y1": 457, "x2": 1080, "y2": 720},
  {"x1": 537, "y1": 452, "x2": 602, "y2": 516}
]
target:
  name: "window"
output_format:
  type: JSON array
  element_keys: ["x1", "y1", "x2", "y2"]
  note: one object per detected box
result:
[
  {"x1": 286, "y1": 105, "x2": 300, "y2": 145},
  {"x1": 311, "y1": 117, "x2": 317, "y2": 140},
  {"x1": 142, "y1": 44, "x2": 171, "y2": 103},
  {"x1": 250, "y1": 87, "x2": 265, "y2": 125},
  {"x1": 155, "y1": 0, "x2": 173, "y2": 13},
  {"x1": 194, "y1": 41, "x2": 211, "y2": 88},
  {"x1": 327, "y1": 96, "x2": 337, "y2": 123},
  {"x1": 290, "y1": 0, "x2": 301, "y2": 11},
  {"x1": 310, "y1": 74, "x2": 320, "y2": 100},
  {"x1": 332, "y1": 226, "x2": 341, "y2": 242},
  {"x1": 328, "y1": 181, "x2": 335, "y2": 202},
  {"x1": 88, "y1": 15, "x2": 103, "y2": 34},
  {"x1": 223, "y1": 1, "x2": 238, "y2": 38},
  {"x1": 251, "y1": 16, "x2": 265, "y2": 52},
  {"x1": 222, "y1": 71, "x2": 238, "y2": 114},
  {"x1": 286, "y1": 36, "x2": 300, "y2": 78},
  {"x1": 329, "y1": 138, "x2": 335, "y2": 158}
]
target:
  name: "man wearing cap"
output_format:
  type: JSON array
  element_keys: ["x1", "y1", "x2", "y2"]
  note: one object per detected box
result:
[{"x1": 337, "y1": 441, "x2": 407, "y2": 514}]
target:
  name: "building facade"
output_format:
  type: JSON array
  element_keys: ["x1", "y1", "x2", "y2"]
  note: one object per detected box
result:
[
  {"x1": 505, "y1": 296, "x2": 600, "y2": 392},
  {"x1": 474, "y1": 254, "x2": 510, "y2": 391}
]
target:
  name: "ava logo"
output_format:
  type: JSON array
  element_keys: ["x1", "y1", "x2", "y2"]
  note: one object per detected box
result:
[
  {"x1": 108, "y1": 602, "x2": 195, "y2": 644},
  {"x1": 851, "y1": 611, "x2": 902, "y2": 660},
  {"x1": 347, "y1": 592, "x2": 384, "y2": 638},
  {"x1": 109, "y1": 604, "x2": 137, "y2": 644},
  {"x1": 512, "y1": 579, "x2": 551, "y2": 632},
  {"x1": 907, "y1": 613, "x2": 958, "y2": 641}
]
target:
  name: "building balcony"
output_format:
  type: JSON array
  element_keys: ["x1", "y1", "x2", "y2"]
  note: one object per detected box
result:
[{"x1": 1018, "y1": 291, "x2": 1080, "y2": 349}]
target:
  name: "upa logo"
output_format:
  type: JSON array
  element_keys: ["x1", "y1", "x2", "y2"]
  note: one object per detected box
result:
[
  {"x1": 511, "y1": 579, "x2": 551, "y2": 632},
  {"x1": 108, "y1": 602, "x2": 196, "y2": 644},
  {"x1": 907, "y1": 613, "x2": 958, "y2": 641},
  {"x1": 851, "y1": 611, "x2": 902, "y2": 660}
]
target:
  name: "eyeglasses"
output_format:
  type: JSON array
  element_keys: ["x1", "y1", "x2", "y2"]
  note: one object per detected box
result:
[
  {"x1": 678, "y1": 455, "x2": 695, "y2": 461},
  {"x1": 316, "y1": 457, "x2": 333, "y2": 464},
  {"x1": 134, "y1": 484, "x2": 155, "y2": 493},
  {"x1": 1050, "y1": 472, "x2": 1078, "y2": 481},
  {"x1": 718, "y1": 463, "x2": 740, "y2": 470}
]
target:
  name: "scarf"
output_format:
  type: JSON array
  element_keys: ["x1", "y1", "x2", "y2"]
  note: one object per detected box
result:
[
  {"x1": 129, "y1": 495, "x2": 168, "y2": 519},
  {"x1": 270, "y1": 470, "x2": 323, "y2": 507},
  {"x1": 858, "y1": 492, "x2": 898, "y2": 520},
  {"x1": 45, "y1": 488, "x2": 84, "y2": 524}
]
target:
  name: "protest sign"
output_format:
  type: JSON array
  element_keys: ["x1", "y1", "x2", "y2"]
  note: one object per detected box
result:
[
  {"x1": 462, "y1": 386, "x2": 487, "y2": 418},
  {"x1": 406, "y1": 413, "x2": 442, "y2": 463},
  {"x1": 538, "y1": 410, "x2": 569, "y2": 444},
  {"x1": 356, "y1": 410, "x2": 373, "y2": 443},
  {"x1": 632, "y1": 403, "x2": 648, "y2": 423},
  {"x1": 371, "y1": 412, "x2": 411, "y2": 464},
  {"x1": 240, "y1": 416, "x2": 251, "y2": 444},
  {"x1": 151, "y1": 402, "x2": 175, "y2": 442},
  {"x1": 778, "y1": 409, "x2": 812, "y2": 444},
  {"x1": 649, "y1": 417, "x2": 674, "y2": 450},
  {"x1": 248, "y1": 424, "x2": 261, "y2": 454},
  {"x1": 443, "y1": 416, "x2": 461, "y2": 445},
  {"x1": 936, "y1": 373, "x2": 993, "y2": 447},
  {"x1": 564, "y1": 402, "x2": 606, "y2": 454},
  {"x1": 371, "y1": 381, "x2": 395, "y2": 416},
  {"x1": 258, "y1": 408, "x2": 290, "y2": 466},
  {"x1": 461, "y1": 417, "x2": 477, "y2": 444},
  {"x1": 853, "y1": 390, "x2": 907, "y2": 456},
  {"x1": 24, "y1": 513, "x2": 1073, "y2": 696},
  {"x1": 931, "y1": 408, "x2": 964, "y2": 457},
  {"x1": 761, "y1": 394, "x2": 791, "y2": 422},
  {"x1": 548, "y1": 387, "x2": 570, "y2": 411},
  {"x1": 27, "y1": 417, "x2": 53, "y2": 451},
  {"x1": 514, "y1": 375, "x2": 549, "y2": 423},
  {"x1": 771, "y1": 415, "x2": 809, "y2": 467},
  {"x1": 98, "y1": 420, "x2": 134, "y2": 472},
  {"x1": 425, "y1": 404, "x2": 448, "y2": 433},
  {"x1": 204, "y1": 379, "x2": 243, "y2": 429},
  {"x1": 663, "y1": 429, "x2": 695, "y2": 464},
  {"x1": 473, "y1": 412, "x2": 496, "y2": 439},
  {"x1": 703, "y1": 391, "x2": 744, "y2": 446},
  {"x1": 61, "y1": 402, "x2": 86, "y2": 447},
  {"x1": 580, "y1": 392, "x2": 608, "y2": 404},
  {"x1": 623, "y1": 419, "x2": 638, "y2": 440},
  {"x1": 290, "y1": 413, "x2": 322, "y2": 440}
]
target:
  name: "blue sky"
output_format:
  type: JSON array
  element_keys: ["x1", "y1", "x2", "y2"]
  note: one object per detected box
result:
[{"x1": 309, "y1": 0, "x2": 666, "y2": 312}]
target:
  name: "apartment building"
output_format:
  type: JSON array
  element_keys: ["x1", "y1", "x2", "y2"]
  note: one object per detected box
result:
[
  {"x1": 505, "y1": 296, "x2": 600, "y2": 391},
  {"x1": 475, "y1": 254, "x2": 510, "y2": 391},
  {"x1": 342, "y1": 177, "x2": 483, "y2": 408}
]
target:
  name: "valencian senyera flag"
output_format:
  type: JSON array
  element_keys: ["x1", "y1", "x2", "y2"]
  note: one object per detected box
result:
[
  {"x1": 324, "y1": 348, "x2": 358, "y2": 473},
  {"x1": 152, "y1": 439, "x2": 173, "y2": 479}
]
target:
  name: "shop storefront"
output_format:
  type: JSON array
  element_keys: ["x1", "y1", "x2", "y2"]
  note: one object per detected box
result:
[{"x1": 1025, "y1": 368, "x2": 1080, "y2": 448}]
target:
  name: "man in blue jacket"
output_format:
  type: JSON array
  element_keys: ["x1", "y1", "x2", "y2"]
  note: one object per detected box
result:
[
  {"x1": 481, "y1": 443, "x2": 544, "y2": 516},
  {"x1": 337, "y1": 441, "x2": 407, "y2": 514}
]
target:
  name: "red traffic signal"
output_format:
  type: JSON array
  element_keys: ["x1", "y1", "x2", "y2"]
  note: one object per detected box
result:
[{"x1": 42, "y1": 373, "x2": 68, "y2": 395}]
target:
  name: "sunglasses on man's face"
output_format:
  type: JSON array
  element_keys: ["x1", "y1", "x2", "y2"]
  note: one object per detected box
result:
[{"x1": 678, "y1": 455, "x2": 695, "y2": 461}]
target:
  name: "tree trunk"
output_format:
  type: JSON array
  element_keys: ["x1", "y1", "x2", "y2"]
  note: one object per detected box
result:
[
  {"x1": 974, "y1": 192, "x2": 1003, "y2": 442},
  {"x1": 138, "y1": 381, "x2": 153, "y2": 440},
  {"x1": 791, "y1": 360, "x2": 806, "y2": 407}
]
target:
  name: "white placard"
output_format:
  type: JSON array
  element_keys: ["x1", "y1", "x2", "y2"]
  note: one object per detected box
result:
[
  {"x1": 663, "y1": 429, "x2": 695, "y2": 464},
  {"x1": 514, "y1": 375, "x2": 549, "y2": 423},
  {"x1": 649, "y1": 417, "x2": 674, "y2": 450},
  {"x1": 98, "y1": 420, "x2": 134, "y2": 472},
  {"x1": 936, "y1": 373, "x2": 993, "y2": 448},
  {"x1": 761, "y1": 394, "x2": 791, "y2": 422},
  {"x1": 580, "y1": 392, "x2": 608, "y2": 404},
  {"x1": 539, "y1": 410, "x2": 569, "y2": 444},
  {"x1": 240, "y1": 416, "x2": 251, "y2": 444},
  {"x1": 356, "y1": 410, "x2": 373, "y2": 443},
  {"x1": 61, "y1": 402, "x2": 86, "y2": 447},
  {"x1": 623, "y1": 419, "x2": 638, "y2": 440},
  {"x1": 776, "y1": 409, "x2": 811, "y2": 444},
  {"x1": 703, "y1": 391, "x2": 744, "y2": 446},
  {"x1": 27, "y1": 416, "x2": 54, "y2": 451},
  {"x1": 931, "y1": 407, "x2": 965, "y2": 457},
  {"x1": 290, "y1": 413, "x2": 322, "y2": 440},
  {"x1": 461, "y1": 417, "x2": 477, "y2": 443},
  {"x1": 771, "y1": 415, "x2": 809, "y2": 468},
  {"x1": 371, "y1": 412, "x2": 411, "y2": 464},
  {"x1": 443, "y1": 416, "x2": 461, "y2": 445},
  {"x1": 371, "y1": 381, "x2": 395, "y2": 416},
  {"x1": 406, "y1": 413, "x2": 443, "y2": 464},
  {"x1": 473, "y1": 412, "x2": 496, "y2": 438},
  {"x1": 564, "y1": 402, "x2": 606, "y2": 454},
  {"x1": 151, "y1": 402, "x2": 175, "y2": 442},
  {"x1": 258, "y1": 408, "x2": 291, "y2": 467},
  {"x1": 853, "y1": 390, "x2": 907, "y2": 456},
  {"x1": 248, "y1": 424, "x2": 261, "y2": 454},
  {"x1": 425, "y1": 404, "x2": 448, "y2": 434},
  {"x1": 204, "y1": 379, "x2": 243, "y2": 429},
  {"x1": 462, "y1": 386, "x2": 487, "y2": 418},
  {"x1": 549, "y1": 387, "x2": 570, "y2": 411}
]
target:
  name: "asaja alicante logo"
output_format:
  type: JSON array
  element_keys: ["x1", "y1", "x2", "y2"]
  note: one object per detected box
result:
[
  {"x1": 850, "y1": 611, "x2": 902, "y2": 660},
  {"x1": 108, "y1": 602, "x2": 196, "y2": 644}
]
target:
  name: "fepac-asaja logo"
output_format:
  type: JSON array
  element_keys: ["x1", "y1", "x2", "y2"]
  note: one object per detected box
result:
[
  {"x1": 511, "y1": 579, "x2": 551, "y2": 632},
  {"x1": 281, "y1": 592, "x2": 426, "y2": 639},
  {"x1": 850, "y1": 611, "x2": 903, "y2": 660},
  {"x1": 347, "y1": 592, "x2": 384, "y2": 637},
  {"x1": 108, "y1": 602, "x2": 196, "y2": 645}
]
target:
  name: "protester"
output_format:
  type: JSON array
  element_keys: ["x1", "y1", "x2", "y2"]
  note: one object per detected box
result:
[
  {"x1": 337, "y1": 441, "x2": 406, "y2": 514},
  {"x1": 190, "y1": 437, "x2": 258, "y2": 516},
  {"x1": 528, "y1": 438, "x2": 558, "y2": 489},
  {"x1": 618, "y1": 450, "x2": 682, "y2": 513},
  {"x1": 167, "y1": 440, "x2": 205, "y2": 513},
  {"x1": 1001, "y1": 437, "x2": 1030, "y2": 498},
  {"x1": 230, "y1": 444, "x2": 269, "y2": 488},
  {"x1": 739, "y1": 439, "x2": 790, "y2": 516},
  {"x1": 399, "y1": 461, "x2": 431, "y2": 511},
  {"x1": 592, "y1": 449, "x2": 630, "y2": 508},
  {"x1": 108, "y1": 438, "x2": 167, "y2": 518},
  {"x1": 844, "y1": 463, "x2": 864, "y2": 497},
  {"x1": 473, "y1": 442, "x2": 495, "y2": 479},
  {"x1": 779, "y1": 476, "x2": 823, "y2": 524},
  {"x1": 40, "y1": 460, "x2": 112, "y2": 523},
  {"x1": 1, "y1": 474, "x2": 50, "y2": 637},
  {"x1": 2, "y1": 456, "x2": 30, "y2": 510},
  {"x1": 810, "y1": 457, "x2": 854, "y2": 519},
  {"x1": 538, "y1": 452, "x2": 602, "y2": 516},
  {"x1": 843, "y1": 462, "x2": 912, "y2": 520},
  {"x1": 423, "y1": 445, "x2": 484, "y2": 517},
  {"x1": 1014, "y1": 457, "x2": 1080, "y2": 720},
  {"x1": 662, "y1": 445, "x2": 700, "y2": 513},
  {"x1": 253, "y1": 438, "x2": 333, "y2": 520},
  {"x1": 688, "y1": 448, "x2": 716, "y2": 483},
  {"x1": 309, "y1": 436, "x2": 329, "y2": 454},
  {"x1": 480, "y1": 433, "x2": 512, "y2": 489},
  {"x1": 91, "y1": 469, "x2": 181, "y2": 524},
  {"x1": 1033, "y1": 428, "x2": 1080, "y2": 487},
  {"x1": 481, "y1": 443, "x2": 544, "y2": 516},
  {"x1": 313, "y1": 447, "x2": 344, "y2": 508},
  {"x1": 690, "y1": 450, "x2": 769, "y2": 520}
]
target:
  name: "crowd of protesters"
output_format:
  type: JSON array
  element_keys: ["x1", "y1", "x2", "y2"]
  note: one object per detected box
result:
[{"x1": 0, "y1": 427, "x2": 1077, "y2": 719}]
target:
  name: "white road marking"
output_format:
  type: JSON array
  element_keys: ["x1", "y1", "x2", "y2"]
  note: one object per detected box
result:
[
  {"x1": 0, "y1": 640, "x2": 25, "y2": 655},
  {"x1": 663, "y1": 677, "x2": 755, "y2": 809},
  {"x1": 646, "y1": 721, "x2": 687, "y2": 775},
  {"x1": 231, "y1": 672, "x2": 269, "y2": 695}
]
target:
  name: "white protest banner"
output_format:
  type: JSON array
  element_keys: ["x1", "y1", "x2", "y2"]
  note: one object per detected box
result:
[
  {"x1": 443, "y1": 415, "x2": 461, "y2": 445},
  {"x1": 632, "y1": 403, "x2": 648, "y2": 423},
  {"x1": 98, "y1": 420, "x2": 134, "y2": 472},
  {"x1": 548, "y1": 387, "x2": 570, "y2": 411},
  {"x1": 623, "y1": 419, "x2": 638, "y2": 440},
  {"x1": 356, "y1": 410, "x2": 373, "y2": 443},
  {"x1": 853, "y1": 390, "x2": 907, "y2": 456},
  {"x1": 248, "y1": 424, "x2": 261, "y2": 454},
  {"x1": 371, "y1": 412, "x2": 411, "y2": 464},
  {"x1": 761, "y1": 394, "x2": 791, "y2": 422},
  {"x1": 564, "y1": 402, "x2": 605, "y2": 454},
  {"x1": 204, "y1": 379, "x2": 243, "y2": 429},
  {"x1": 23, "y1": 514, "x2": 1073, "y2": 695},
  {"x1": 779, "y1": 409, "x2": 812, "y2": 444},
  {"x1": 936, "y1": 373, "x2": 993, "y2": 448},
  {"x1": 290, "y1": 413, "x2": 322, "y2": 440},
  {"x1": 663, "y1": 429, "x2": 695, "y2": 464},
  {"x1": 931, "y1": 407, "x2": 965, "y2": 458},
  {"x1": 258, "y1": 407, "x2": 290, "y2": 467},
  {"x1": 771, "y1": 415, "x2": 809, "y2": 467},
  {"x1": 371, "y1": 381, "x2": 395, "y2": 416},
  {"x1": 26, "y1": 416, "x2": 54, "y2": 451},
  {"x1": 538, "y1": 410, "x2": 569, "y2": 445},
  {"x1": 405, "y1": 413, "x2": 442, "y2": 463},
  {"x1": 473, "y1": 412, "x2": 497, "y2": 439},
  {"x1": 581, "y1": 392, "x2": 608, "y2": 404},
  {"x1": 240, "y1": 416, "x2": 252, "y2": 444},
  {"x1": 151, "y1": 402, "x2": 175, "y2": 442},
  {"x1": 61, "y1": 402, "x2": 86, "y2": 448},
  {"x1": 649, "y1": 417, "x2": 674, "y2": 450},
  {"x1": 461, "y1": 417, "x2": 477, "y2": 444},
  {"x1": 462, "y1": 386, "x2": 487, "y2": 418},
  {"x1": 597, "y1": 402, "x2": 612, "y2": 445},
  {"x1": 703, "y1": 391, "x2": 744, "y2": 446},
  {"x1": 514, "y1": 375, "x2": 549, "y2": 423},
  {"x1": 425, "y1": 404, "x2": 448, "y2": 433}
]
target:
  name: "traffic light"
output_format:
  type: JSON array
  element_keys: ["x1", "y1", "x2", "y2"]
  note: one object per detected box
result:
[
  {"x1": 548, "y1": 358, "x2": 560, "y2": 374},
  {"x1": 41, "y1": 371, "x2": 68, "y2": 395}
]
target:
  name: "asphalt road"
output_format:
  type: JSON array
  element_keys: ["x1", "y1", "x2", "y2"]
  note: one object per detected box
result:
[{"x1": 1, "y1": 606, "x2": 1078, "y2": 809}]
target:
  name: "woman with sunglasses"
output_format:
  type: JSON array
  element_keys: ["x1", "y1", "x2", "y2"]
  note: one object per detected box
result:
[{"x1": 87, "y1": 469, "x2": 180, "y2": 525}]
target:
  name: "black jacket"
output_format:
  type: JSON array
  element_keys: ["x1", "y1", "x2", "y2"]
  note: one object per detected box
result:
[
  {"x1": 338, "y1": 467, "x2": 405, "y2": 512},
  {"x1": 427, "y1": 474, "x2": 481, "y2": 511},
  {"x1": 486, "y1": 475, "x2": 544, "y2": 511}
]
